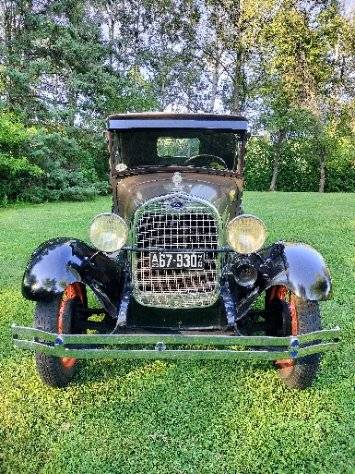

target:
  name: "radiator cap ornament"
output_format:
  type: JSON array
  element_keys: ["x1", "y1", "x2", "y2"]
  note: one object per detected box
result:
[{"x1": 172, "y1": 171, "x2": 183, "y2": 189}]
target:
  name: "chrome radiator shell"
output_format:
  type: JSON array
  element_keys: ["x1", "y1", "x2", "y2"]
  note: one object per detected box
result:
[{"x1": 131, "y1": 194, "x2": 222, "y2": 308}]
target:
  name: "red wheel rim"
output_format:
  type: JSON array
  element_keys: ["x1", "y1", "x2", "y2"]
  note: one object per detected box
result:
[
  {"x1": 57, "y1": 283, "x2": 84, "y2": 369},
  {"x1": 269, "y1": 286, "x2": 298, "y2": 376}
]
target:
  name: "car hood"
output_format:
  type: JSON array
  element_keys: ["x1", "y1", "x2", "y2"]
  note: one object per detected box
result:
[{"x1": 115, "y1": 171, "x2": 241, "y2": 221}]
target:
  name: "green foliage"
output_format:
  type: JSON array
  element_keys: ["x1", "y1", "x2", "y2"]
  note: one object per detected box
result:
[
  {"x1": 0, "y1": 113, "x2": 42, "y2": 203},
  {"x1": 245, "y1": 132, "x2": 355, "y2": 193},
  {"x1": 245, "y1": 102, "x2": 355, "y2": 192},
  {"x1": 325, "y1": 136, "x2": 355, "y2": 192},
  {"x1": 0, "y1": 194, "x2": 354, "y2": 473},
  {"x1": 0, "y1": 111, "x2": 109, "y2": 204},
  {"x1": 244, "y1": 137, "x2": 273, "y2": 191},
  {"x1": 0, "y1": 0, "x2": 158, "y2": 204},
  {"x1": 0, "y1": 154, "x2": 43, "y2": 203},
  {"x1": 0, "y1": 0, "x2": 353, "y2": 198},
  {"x1": 157, "y1": 137, "x2": 200, "y2": 157},
  {"x1": 0, "y1": 114, "x2": 36, "y2": 150}
]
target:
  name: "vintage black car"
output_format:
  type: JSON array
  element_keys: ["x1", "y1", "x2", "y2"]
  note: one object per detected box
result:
[{"x1": 12, "y1": 113, "x2": 340, "y2": 389}]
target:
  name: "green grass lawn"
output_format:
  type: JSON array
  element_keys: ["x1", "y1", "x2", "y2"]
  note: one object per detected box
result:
[{"x1": 0, "y1": 192, "x2": 354, "y2": 474}]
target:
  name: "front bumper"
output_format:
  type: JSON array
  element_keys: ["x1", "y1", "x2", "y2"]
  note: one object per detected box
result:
[{"x1": 12, "y1": 325, "x2": 341, "y2": 361}]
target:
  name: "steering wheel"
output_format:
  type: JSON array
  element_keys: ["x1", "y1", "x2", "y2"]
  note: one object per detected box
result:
[{"x1": 184, "y1": 154, "x2": 228, "y2": 169}]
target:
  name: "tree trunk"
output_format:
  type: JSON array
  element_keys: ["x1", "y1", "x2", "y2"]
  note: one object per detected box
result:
[
  {"x1": 269, "y1": 156, "x2": 279, "y2": 192},
  {"x1": 210, "y1": 56, "x2": 220, "y2": 112},
  {"x1": 269, "y1": 130, "x2": 285, "y2": 192},
  {"x1": 231, "y1": 50, "x2": 244, "y2": 112},
  {"x1": 3, "y1": 1, "x2": 17, "y2": 107},
  {"x1": 319, "y1": 158, "x2": 326, "y2": 192},
  {"x1": 108, "y1": 17, "x2": 115, "y2": 68},
  {"x1": 230, "y1": 0, "x2": 245, "y2": 113}
]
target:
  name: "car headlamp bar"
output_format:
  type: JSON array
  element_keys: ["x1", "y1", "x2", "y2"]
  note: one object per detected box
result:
[{"x1": 122, "y1": 246, "x2": 233, "y2": 253}]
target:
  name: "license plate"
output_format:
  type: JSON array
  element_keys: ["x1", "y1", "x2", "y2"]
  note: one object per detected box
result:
[{"x1": 150, "y1": 252, "x2": 205, "y2": 269}]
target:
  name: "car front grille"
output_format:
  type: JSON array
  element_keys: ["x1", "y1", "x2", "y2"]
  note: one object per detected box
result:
[{"x1": 132, "y1": 195, "x2": 220, "y2": 308}]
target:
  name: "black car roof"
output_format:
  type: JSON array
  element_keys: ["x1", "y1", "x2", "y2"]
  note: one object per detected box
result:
[{"x1": 107, "y1": 112, "x2": 248, "y2": 131}]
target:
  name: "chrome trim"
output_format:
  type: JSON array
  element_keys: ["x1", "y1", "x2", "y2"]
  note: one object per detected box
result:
[
  {"x1": 131, "y1": 193, "x2": 223, "y2": 309},
  {"x1": 12, "y1": 325, "x2": 340, "y2": 361},
  {"x1": 12, "y1": 342, "x2": 339, "y2": 361},
  {"x1": 12, "y1": 326, "x2": 340, "y2": 345},
  {"x1": 124, "y1": 246, "x2": 231, "y2": 253}
]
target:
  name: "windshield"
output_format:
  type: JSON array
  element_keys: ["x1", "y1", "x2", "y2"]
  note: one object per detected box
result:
[{"x1": 110, "y1": 129, "x2": 244, "y2": 171}]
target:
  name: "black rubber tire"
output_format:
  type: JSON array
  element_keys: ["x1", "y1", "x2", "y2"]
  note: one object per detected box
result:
[
  {"x1": 278, "y1": 295, "x2": 321, "y2": 389},
  {"x1": 34, "y1": 296, "x2": 77, "y2": 388}
]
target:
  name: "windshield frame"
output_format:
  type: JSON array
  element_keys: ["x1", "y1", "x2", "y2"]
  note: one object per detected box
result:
[{"x1": 108, "y1": 128, "x2": 247, "y2": 174}]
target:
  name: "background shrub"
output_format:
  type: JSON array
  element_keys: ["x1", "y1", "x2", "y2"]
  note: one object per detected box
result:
[{"x1": 0, "y1": 112, "x2": 109, "y2": 205}]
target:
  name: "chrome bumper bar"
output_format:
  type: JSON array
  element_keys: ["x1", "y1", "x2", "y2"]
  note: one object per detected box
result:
[{"x1": 12, "y1": 325, "x2": 341, "y2": 361}]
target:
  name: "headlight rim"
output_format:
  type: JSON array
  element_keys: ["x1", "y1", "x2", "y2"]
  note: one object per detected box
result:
[
  {"x1": 227, "y1": 213, "x2": 267, "y2": 255},
  {"x1": 89, "y1": 212, "x2": 128, "y2": 253}
]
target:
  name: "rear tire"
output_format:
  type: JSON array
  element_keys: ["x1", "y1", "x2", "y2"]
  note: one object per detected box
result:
[
  {"x1": 266, "y1": 287, "x2": 321, "y2": 389},
  {"x1": 34, "y1": 283, "x2": 86, "y2": 388}
]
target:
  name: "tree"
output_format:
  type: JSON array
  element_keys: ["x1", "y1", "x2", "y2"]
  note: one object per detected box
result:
[
  {"x1": 255, "y1": 0, "x2": 354, "y2": 191},
  {"x1": 0, "y1": 0, "x2": 158, "y2": 202},
  {"x1": 0, "y1": 0, "x2": 354, "y2": 202}
]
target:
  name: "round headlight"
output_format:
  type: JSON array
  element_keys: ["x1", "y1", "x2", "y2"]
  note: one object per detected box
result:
[
  {"x1": 89, "y1": 213, "x2": 128, "y2": 252},
  {"x1": 227, "y1": 214, "x2": 267, "y2": 254}
]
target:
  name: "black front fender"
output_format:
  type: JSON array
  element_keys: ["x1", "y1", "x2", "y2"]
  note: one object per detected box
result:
[
  {"x1": 22, "y1": 238, "x2": 124, "y2": 316},
  {"x1": 271, "y1": 242, "x2": 332, "y2": 301}
]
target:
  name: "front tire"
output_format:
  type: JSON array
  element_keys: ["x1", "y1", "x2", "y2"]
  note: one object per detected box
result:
[
  {"x1": 34, "y1": 283, "x2": 86, "y2": 388},
  {"x1": 266, "y1": 286, "x2": 321, "y2": 389}
]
